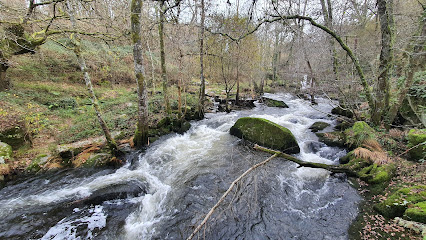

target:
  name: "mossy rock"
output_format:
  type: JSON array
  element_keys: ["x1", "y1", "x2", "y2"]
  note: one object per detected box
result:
[
  {"x1": 0, "y1": 126, "x2": 26, "y2": 149},
  {"x1": 309, "y1": 121, "x2": 330, "y2": 132},
  {"x1": 316, "y1": 132, "x2": 346, "y2": 148},
  {"x1": 406, "y1": 129, "x2": 426, "y2": 162},
  {"x1": 331, "y1": 106, "x2": 353, "y2": 118},
  {"x1": 0, "y1": 141, "x2": 13, "y2": 164},
  {"x1": 404, "y1": 201, "x2": 426, "y2": 224},
  {"x1": 262, "y1": 97, "x2": 289, "y2": 108},
  {"x1": 344, "y1": 121, "x2": 377, "y2": 148},
  {"x1": 334, "y1": 120, "x2": 353, "y2": 131},
  {"x1": 230, "y1": 117, "x2": 300, "y2": 154},
  {"x1": 357, "y1": 163, "x2": 395, "y2": 184},
  {"x1": 342, "y1": 157, "x2": 371, "y2": 172},
  {"x1": 82, "y1": 153, "x2": 111, "y2": 167},
  {"x1": 374, "y1": 185, "x2": 426, "y2": 219},
  {"x1": 26, "y1": 154, "x2": 49, "y2": 172}
]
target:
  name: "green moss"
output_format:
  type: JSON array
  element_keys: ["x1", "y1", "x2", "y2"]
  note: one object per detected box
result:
[
  {"x1": 309, "y1": 121, "x2": 330, "y2": 132},
  {"x1": 262, "y1": 97, "x2": 289, "y2": 108},
  {"x1": 344, "y1": 121, "x2": 377, "y2": 148},
  {"x1": 407, "y1": 129, "x2": 426, "y2": 161},
  {"x1": 82, "y1": 153, "x2": 111, "y2": 167},
  {"x1": 374, "y1": 185, "x2": 426, "y2": 219},
  {"x1": 0, "y1": 141, "x2": 13, "y2": 164},
  {"x1": 230, "y1": 117, "x2": 300, "y2": 154},
  {"x1": 26, "y1": 154, "x2": 49, "y2": 172},
  {"x1": 404, "y1": 201, "x2": 426, "y2": 223},
  {"x1": 369, "y1": 164, "x2": 395, "y2": 184}
]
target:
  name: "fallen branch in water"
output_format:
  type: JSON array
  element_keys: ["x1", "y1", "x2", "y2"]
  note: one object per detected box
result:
[
  {"x1": 186, "y1": 153, "x2": 279, "y2": 240},
  {"x1": 253, "y1": 144, "x2": 357, "y2": 176}
]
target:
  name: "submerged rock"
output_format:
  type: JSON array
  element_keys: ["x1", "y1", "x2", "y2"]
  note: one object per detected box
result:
[
  {"x1": 406, "y1": 129, "x2": 426, "y2": 162},
  {"x1": 230, "y1": 117, "x2": 300, "y2": 154},
  {"x1": 309, "y1": 121, "x2": 330, "y2": 132},
  {"x1": 316, "y1": 132, "x2": 346, "y2": 148},
  {"x1": 77, "y1": 180, "x2": 148, "y2": 206},
  {"x1": 262, "y1": 97, "x2": 289, "y2": 108}
]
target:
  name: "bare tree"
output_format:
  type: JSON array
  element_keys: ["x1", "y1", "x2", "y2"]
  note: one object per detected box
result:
[
  {"x1": 197, "y1": 0, "x2": 206, "y2": 118},
  {"x1": 66, "y1": 0, "x2": 120, "y2": 156},
  {"x1": 131, "y1": 0, "x2": 149, "y2": 147}
]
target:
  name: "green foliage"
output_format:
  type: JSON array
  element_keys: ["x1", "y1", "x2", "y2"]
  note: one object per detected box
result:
[
  {"x1": 24, "y1": 103, "x2": 49, "y2": 137},
  {"x1": 0, "y1": 141, "x2": 13, "y2": 163},
  {"x1": 344, "y1": 121, "x2": 376, "y2": 148}
]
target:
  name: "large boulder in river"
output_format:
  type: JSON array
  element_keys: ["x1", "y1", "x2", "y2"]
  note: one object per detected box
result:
[
  {"x1": 262, "y1": 97, "x2": 289, "y2": 108},
  {"x1": 230, "y1": 117, "x2": 300, "y2": 154}
]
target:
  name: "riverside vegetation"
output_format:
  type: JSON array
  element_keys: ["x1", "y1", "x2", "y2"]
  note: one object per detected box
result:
[{"x1": 1, "y1": 0, "x2": 425, "y2": 239}]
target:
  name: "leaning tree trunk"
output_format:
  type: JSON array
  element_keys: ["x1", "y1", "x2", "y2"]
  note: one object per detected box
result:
[
  {"x1": 131, "y1": 0, "x2": 149, "y2": 147},
  {"x1": 197, "y1": 0, "x2": 205, "y2": 118},
  {"x1": 66, "y1": 2, "x2": 120, "y2": 156},
  {"x1": 159, "y1": 1, "x2": 171, "y2": 115},
  {"x1": 373, "y1": 0, "x2": 395, "y2": 125}
]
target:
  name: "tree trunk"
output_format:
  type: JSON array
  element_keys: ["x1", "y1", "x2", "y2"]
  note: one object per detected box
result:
[
  {"x1": 387, "y1": 8, "x2": 425, "y2": 126},
  {"x1": 235, "y1": 44, "x2": 240, "y2": 105},
  {"x1": 66, "y1": 2, "x2": 120, "y2": 156},
  {"x1": 131, "y1": 0, "x2": 149, "y2": 147},
  {"x1": 272, "y1": 27, "x2": 280, "y2": 84},
  {"x1": 320, "y1": 0, "x2": 339, "y2": 82},
  {"x1": 197, "y1": 0, "x2": 205, "y2": 118},
  {"x1": 373, "y1": 0, "x2": 394, "y2": 125},
  {"x1": 0, "y1": 62, "x2": 9, "y2": 91},
  {"x1": 159, "y1": 1, "x2": 171, "y2": 115}
]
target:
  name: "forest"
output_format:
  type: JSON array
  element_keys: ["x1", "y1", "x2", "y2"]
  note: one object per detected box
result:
[{"x1": 0, "y1": 0, "x2": 425, "y2": 239}]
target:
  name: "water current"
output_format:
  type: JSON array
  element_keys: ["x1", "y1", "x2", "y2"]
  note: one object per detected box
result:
[{"x1": 0, "y1": 93, "x2": 361, "y2": 240}]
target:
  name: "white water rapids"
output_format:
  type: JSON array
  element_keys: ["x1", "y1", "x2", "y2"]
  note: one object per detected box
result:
[{"x1": 0, "y1": 93, "x2": 361, "y2": 240}]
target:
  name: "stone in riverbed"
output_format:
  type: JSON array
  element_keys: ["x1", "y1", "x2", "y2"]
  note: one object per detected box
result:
[
  {"x1": 262, "y1": 97, "x2": 289, "y2": 108},
  {"x1": 230, "y1": 117, "x2": 300, "y2": 154},
  {"x1": 309, "y1": 121, "x2": 330, "y2": 132}
]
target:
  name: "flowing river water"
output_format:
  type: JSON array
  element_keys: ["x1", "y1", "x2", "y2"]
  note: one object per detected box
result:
[{"x1": 0, "y1": 93, "x2": 361, "y2": 240}]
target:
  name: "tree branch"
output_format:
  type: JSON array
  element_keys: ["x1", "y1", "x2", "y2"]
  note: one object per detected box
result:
[
  {"x1": 254, "y1": 145, "x2": 357, "y2": 176},
  {"x1": 186, "y1": 153, "x2": 279, "y2": 240}
]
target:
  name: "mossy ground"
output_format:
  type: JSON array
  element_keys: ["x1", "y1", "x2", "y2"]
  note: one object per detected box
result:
[{"x1": 349, "y1": 160, "x2": 426, "y2": 240}]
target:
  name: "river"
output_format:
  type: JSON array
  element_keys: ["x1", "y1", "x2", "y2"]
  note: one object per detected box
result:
[{"x1": 0, "y1": 93, "x2": 361, "y2": 240}]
